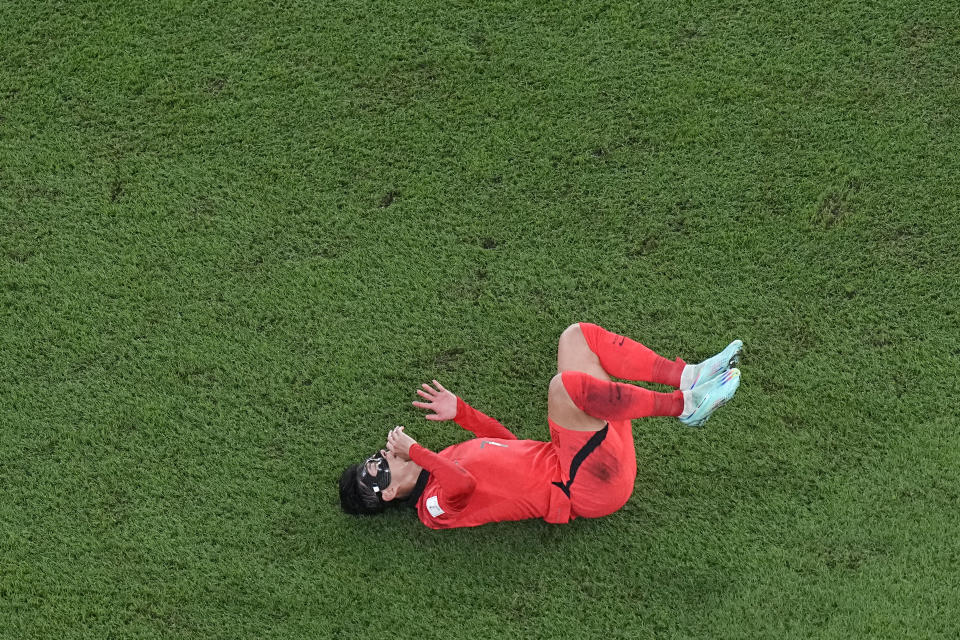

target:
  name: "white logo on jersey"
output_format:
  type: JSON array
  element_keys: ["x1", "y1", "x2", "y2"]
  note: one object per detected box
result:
[{"x1": 426, "y1": 495, "x2": 445, "y2": 517}]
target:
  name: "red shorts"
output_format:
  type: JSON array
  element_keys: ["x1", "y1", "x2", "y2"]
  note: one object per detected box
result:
[{"x1": 548, "y1": 417, "x2": 637, "y2": 519}]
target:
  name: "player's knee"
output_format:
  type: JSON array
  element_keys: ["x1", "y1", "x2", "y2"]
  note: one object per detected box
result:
[
  {"x1": 558, "y1": 323, "x2": 588, "y2": 357},
  {"x1": 548, "y1": 372, "x2": 566, "y2": 398},
  {"x1": 559, "y1": 323, "x2": 583, "y2": 345},
  {"x1": 548, "y1": 373, "x2": 574, "y2": 409}
]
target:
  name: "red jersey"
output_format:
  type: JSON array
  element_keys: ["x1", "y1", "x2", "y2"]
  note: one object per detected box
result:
[{"x1": 410, "y1": 398, "x2": 573, "y2": 529}]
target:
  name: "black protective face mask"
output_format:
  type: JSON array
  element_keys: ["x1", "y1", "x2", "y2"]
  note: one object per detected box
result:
[{"x1": 358, "y1": 451, "x2": 391, "y2": 500}]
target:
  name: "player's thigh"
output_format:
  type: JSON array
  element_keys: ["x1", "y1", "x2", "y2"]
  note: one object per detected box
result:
[
  {"x1": 547, "y1": 373, "x2": 607, "y2": 431},
  {"x1": 557, "y1": 323, "x2": 610, "y2": 382},
  {"x1": 568, "y1": 427, "x2": 637, "y2": 519}
]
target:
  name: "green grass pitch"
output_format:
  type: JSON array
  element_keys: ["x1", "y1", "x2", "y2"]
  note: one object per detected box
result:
[{"x1": 2, "y1": 0, "x2": 958, "y2": 638}]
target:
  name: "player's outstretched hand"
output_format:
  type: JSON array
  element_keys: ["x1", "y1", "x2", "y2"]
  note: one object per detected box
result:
[
  {"x1": 386, "y1": 426, "x2": 416, "y2": 461},
  {"x1": 412, "y1": 379, "x2": 457, "y2": 421}
]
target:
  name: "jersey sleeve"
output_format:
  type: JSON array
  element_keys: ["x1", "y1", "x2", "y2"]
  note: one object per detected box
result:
[
  {"x1": 453, "y1": 397, "x2": 518, "y2": 440},
  {"x1": 408, "y1": 443, "x2": 477, "y2": 513}
]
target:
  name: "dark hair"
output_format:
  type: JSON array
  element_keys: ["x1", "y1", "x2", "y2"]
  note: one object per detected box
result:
[{"x1": 339, "y1": 464, "x2": 388, "y2": 515}]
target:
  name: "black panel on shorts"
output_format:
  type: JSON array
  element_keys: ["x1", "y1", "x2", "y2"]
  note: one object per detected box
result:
[{"x1": 552, "y1": 424, "x2": 609, "y2": 498}]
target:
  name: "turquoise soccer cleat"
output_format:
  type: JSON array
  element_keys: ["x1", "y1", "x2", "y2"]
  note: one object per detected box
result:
[
  {"x1": 687, "y1": 339, "x2": 743, "y2": 390},
  {"x1": 679, "y1": 367, "x2": 741, "y2": 428}
]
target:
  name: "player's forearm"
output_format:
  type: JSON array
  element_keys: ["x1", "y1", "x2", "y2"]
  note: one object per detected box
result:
[{"x1": 454, "y1": 397, "x2": 518, "y2": 440}]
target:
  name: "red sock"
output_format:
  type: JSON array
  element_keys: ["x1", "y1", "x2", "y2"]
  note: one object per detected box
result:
[
  {"x1": 561, "y1": 370, "x2": 684, "y2": 420},
  {"x1": 579, "y1": 322, "x2": 685, "y2": 387}
]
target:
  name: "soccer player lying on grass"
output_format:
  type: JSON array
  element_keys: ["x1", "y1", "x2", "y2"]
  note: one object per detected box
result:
[{"x1": 339, "y1": 323, "x2": 742, "y2": 529}]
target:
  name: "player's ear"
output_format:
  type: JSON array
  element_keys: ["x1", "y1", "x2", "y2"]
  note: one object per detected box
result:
[{"x1": 381, "y1": 485, "x2": 399, "y2": 502}]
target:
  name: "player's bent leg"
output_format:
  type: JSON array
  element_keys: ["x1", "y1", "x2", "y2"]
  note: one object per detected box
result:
[
  {"x1": 548, "y1": 373, "x2": 607, "y2": 431},
  {"x1": 561, "y1": 370, "x2": 684, "y2": 421},
  {"x1": 557, "y1": 324, "x2": 611, "y2": 382},
  {"x1": 578, "y1": 322, "x2": 685, "y2": 386}
]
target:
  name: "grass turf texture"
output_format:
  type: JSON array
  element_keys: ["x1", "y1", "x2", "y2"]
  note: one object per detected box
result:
[{"x1": 2, "y1": 0, "x2": 959, "y2": 637}]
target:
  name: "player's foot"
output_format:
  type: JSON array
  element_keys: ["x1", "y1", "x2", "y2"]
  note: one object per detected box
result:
[
  {"x1": 680, "y1": 340, "x2": 743, "y2": 390},
  {"x1": 679, "y1": 368, "x2": 741, "y2": 428}
]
